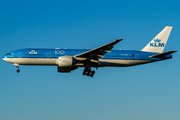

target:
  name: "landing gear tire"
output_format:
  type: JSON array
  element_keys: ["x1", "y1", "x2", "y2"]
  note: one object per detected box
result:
[
  {"x1": 82, "y1": 68, "x2": 95, "y2": 77},
  {"x1": 90, "y1": 73, "x2": 94, "y2": 77},
  {"x1": 87, "y1": 72, "x2": 90, "y2": 76},
  {"x1": 17, "y1": 69, "x2": 20, "y2": 73},
  {"x1": 83, "y1": 72, "x2": 86, "y2": 75},
  {"x1": 90, "y1": 71, "x2": 95, "y2": 77}
]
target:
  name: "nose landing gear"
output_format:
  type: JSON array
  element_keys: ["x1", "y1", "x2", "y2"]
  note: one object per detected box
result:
[
  {"x1": 17, "y1": 69, "x2": 20, "y2": 73},
  {"x1": 82, "y1": 67, "x2": 95, "y2": 77},
  {"x1": 14, "y1": 63, "x2": 20, "y2": 73}
]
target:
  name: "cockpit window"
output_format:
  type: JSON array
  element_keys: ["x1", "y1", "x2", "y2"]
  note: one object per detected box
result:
[{"x1": 6, "y1": 53, "x2": 11, "y2": 55}]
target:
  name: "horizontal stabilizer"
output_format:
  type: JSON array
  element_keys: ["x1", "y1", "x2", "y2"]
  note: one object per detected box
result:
[{"x1": 149, "y1": 50, "x2": 177, "y2": 58}]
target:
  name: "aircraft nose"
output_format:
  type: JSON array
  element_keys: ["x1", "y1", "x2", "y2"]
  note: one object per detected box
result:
[
  {"x1": 2, "y1": 56, "x2": 9, "y2": 62},
  {"x1": 2, "y1": 56, "x2": 6, "y2": 61},
  {"x1": 2, "y1": 56, "x2": 5, "y2": 60}
]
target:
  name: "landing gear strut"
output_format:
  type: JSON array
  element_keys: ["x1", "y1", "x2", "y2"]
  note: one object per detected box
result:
[
  {"x1": 14, "y1": 63, "x2": 20, "y2": 73},
  {"x1": 82, "y1": 67, "x2": 95, "y2": 77}
]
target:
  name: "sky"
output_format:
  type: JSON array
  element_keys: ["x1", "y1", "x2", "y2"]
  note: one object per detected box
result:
[{"x1": 0, "y1": 0, "x2": 180, "y2": 120}]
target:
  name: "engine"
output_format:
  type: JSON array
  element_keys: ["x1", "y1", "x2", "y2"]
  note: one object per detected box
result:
[
  {"x1": 56, "y1": 56, "x2": 76, "y2": 67},
  {"x1": 56, "y1": 56, "x2": 77, "y2": 73},
  {"x1": 57, "y1": 66, "x2": 77, "y2": 73}
]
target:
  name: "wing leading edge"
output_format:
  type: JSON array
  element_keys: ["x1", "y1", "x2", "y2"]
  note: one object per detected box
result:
[{"x1": 74, "y1": 39, "x2": 122, "y2": 60}]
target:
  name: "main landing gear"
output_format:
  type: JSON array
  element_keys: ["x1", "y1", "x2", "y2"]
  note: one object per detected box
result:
[
  {"x1": 14, "y1": 63, "x2": 20, "y2": 73},
  {"x1": 82, "y1": 67, "x2": 95, "y2": 77}
]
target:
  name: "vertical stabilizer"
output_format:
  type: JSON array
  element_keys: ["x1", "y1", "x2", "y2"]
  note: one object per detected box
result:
[{"x1": 141, "y1": 26, "x2": 173, "y2": 53}]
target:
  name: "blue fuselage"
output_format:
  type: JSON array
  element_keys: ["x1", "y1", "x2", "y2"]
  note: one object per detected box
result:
[{"x1": 2, "y1": 48, "x2": 172, "y2": 67}]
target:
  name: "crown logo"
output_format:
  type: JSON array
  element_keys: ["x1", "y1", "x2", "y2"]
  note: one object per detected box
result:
[
  {"x1": 154, "y1": 38, "x2": 161, "y2": 42},
  {"x1": 29, "y1": 50, "x2": 37, "y2": 54}
]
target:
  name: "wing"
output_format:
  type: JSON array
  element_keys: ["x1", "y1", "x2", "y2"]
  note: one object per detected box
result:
[{"x1": 74, "y1": 39, "x2": 122, "y2": 60}]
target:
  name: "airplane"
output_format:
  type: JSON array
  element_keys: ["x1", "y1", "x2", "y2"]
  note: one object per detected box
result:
[{"x1": 2, "y1": 26, "x2": 177, "y2": 77}]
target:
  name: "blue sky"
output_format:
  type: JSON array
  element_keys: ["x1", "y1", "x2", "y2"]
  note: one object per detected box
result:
[{"x1": 0, "y1": 0, "x2": 180, "y2": 120}]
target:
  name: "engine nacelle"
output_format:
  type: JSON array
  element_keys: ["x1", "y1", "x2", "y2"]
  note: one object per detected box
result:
[
  {"x1": 56, "y1": 56, "x2": 76, "y2": 67},
  {"x1": 57, "y1": 67, "x2": 78, "y2": 73},
  {"x1": 57, "y1": 67, "x2": 72, "y2": 73}
]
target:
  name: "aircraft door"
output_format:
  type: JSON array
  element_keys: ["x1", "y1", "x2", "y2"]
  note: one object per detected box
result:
[
  {"x1": 47, "y1": 52, "x2": 51, "y2": 58},
  {"x1": 18, "y1": 52, "x2": 23, "y2": 58},
  {"x1": 135, "y1": 54, "x2": 140, "y2": 60}
]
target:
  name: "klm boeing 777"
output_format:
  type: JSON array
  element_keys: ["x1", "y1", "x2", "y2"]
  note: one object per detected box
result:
[{"x1": 2, "y1": 26, "x2": 177, "y2": 77}]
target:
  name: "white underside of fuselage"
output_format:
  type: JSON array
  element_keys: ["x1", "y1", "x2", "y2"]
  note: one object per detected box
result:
[
  {"x1": 3, "y1": 58, "x2": 57, "y2": 65},
  {"x1": 3, "y1": 58, "x2": 154, "y2": 67}
]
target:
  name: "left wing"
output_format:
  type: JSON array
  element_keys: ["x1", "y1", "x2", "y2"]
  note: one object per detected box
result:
[{"x1": 74, "y1": 39, "x2": 122, "y2": 60}]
